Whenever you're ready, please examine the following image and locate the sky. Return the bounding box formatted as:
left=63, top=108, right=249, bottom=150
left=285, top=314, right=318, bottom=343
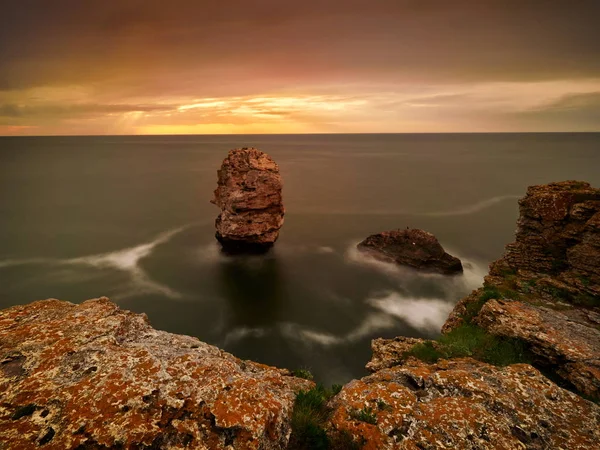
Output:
left=0, top=0, right=599, bottom=135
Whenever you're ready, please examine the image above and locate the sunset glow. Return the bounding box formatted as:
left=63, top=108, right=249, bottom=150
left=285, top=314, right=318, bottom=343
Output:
left=1, top=1, right=599, bottom=135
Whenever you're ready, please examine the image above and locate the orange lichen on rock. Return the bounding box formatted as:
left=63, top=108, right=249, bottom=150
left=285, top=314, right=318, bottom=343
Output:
left=0, top=298, right=311, bottom=449
left=327, top=358, right=600, bottom=449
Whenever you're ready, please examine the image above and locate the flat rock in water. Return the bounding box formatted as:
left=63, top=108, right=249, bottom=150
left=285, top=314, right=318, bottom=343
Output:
left=357, top=228, right=463, bottom=274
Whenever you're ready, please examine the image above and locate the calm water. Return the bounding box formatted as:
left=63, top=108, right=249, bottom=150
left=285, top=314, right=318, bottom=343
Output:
left=1, top=133, right=599, bottom=384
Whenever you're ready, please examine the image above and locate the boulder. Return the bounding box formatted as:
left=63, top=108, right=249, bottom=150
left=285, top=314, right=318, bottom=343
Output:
left=357, top=228, right=463, bottom=275
left=0, top=298, right=311, bottom=449
left=211, top=148, right=284, bottom=254
left=327, top=358, right=600, bottom=449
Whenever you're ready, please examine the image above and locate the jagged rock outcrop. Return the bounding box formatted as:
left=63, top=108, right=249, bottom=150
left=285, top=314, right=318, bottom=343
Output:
left=357, top=228, right=463, bottom=275
left=0, top=298, right=311, bottom=449
left=443, top=181, right=600, bottom=400
left=328, top=358, right=600, bottom=450
left=211, top=148, right=284, bottom=254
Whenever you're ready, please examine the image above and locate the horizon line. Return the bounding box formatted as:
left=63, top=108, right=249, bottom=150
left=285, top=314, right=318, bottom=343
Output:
left=2, top=131, right=600, bottom=138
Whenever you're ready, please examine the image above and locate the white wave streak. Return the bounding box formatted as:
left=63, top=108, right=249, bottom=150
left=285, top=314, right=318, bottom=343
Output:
left=0, top=257, right=60, bottom=268
left=279, top=313, right=397, bottom=347
left=367, top=293, right=453, bottom=332
left=345, top=241, right=487, bottom=292
left=223, top=327, right=267, bottom=346
left=0, top=226, right=190, bottom=299
left=66, top=226, right=187, bottom=299
left=421, top=195, right=520, bottom=217
left=298, top=194, right=520, bottom=216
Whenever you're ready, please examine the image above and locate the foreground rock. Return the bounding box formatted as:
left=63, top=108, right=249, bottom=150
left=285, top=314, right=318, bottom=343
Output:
left=444, top=181, right=600, bottom=400
left=211, top=147, right=284, bottom=254
left=357, top=228, right=463, bottom=275
left=0, top=298, right=311, bottom=449
left=328, top=358, right=600, bottom=449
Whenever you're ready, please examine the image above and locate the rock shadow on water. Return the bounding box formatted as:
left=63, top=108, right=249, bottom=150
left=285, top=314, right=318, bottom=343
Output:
left=216, top=255, right=285, bottom=329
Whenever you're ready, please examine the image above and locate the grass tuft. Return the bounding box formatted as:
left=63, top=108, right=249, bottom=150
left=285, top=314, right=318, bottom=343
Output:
left=289, top=384, right=363, bottom=450
left=292, top=369, right=314, bottom=380
left=406, top=324, right=533, bottom=367
left=349, top=406, right=377, bottom=425
left=406, top=341, right=442, bottom=363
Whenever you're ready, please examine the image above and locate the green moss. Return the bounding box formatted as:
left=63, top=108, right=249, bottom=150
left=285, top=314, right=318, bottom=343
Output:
left=288, top=386, right=331, bottom=450
left=289, top=384, right=363, bottom=450
left=349, top=406, right=377, bottom=425
left=292, top=369, right=314, bottom=380
left=441, top=324, right=533, bottom=366
left=480, top=286, right=501, bottom=302
left=544, top=285, right=570, bottom=301
left=406, top=324, right=533, bottom=367
left=405, top=341, right=442, bottom=363
left=572, top=294, right=600, bottom=308
left=376, top=399, right=392, bottom=411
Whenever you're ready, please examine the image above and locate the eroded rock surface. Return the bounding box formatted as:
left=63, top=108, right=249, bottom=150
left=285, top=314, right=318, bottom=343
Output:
left=443, top=181, right=600, bottom=400
left=0, top=298, right=311, bottom=449
left=357, top=228, right=463, bottom=275
left=211, top=148, right=284, bottom=254
left=366, top=337, right=430, bottom=373
left=328, top=358, right=600, bottom=450
left=475, top=299, right=600, bottom=399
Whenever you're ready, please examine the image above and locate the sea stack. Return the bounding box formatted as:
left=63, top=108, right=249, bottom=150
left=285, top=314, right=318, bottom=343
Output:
left=357, top=228, right=463, bottom=274
left=211, top=147, right=284, bottom=254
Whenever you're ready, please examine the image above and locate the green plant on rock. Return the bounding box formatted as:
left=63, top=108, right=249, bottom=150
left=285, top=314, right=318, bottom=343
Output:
left=376, top=399, right=392, bottom=411
left=405, top=341, right=441, bottom=363
left=288, top=384, right=363, bottom=450
left=292, top=368, right=314, bottom=380
left=405, top=324, right=533, bottom=367
left=349, top=406, right=377, bottom=425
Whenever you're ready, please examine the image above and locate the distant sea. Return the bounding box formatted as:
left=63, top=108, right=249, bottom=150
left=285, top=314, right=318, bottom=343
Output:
left=1, top=133, right=599, bottom=383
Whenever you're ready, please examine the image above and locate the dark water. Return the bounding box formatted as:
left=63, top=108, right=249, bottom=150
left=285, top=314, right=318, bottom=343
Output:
left=1, top=133, right=599, bottom=384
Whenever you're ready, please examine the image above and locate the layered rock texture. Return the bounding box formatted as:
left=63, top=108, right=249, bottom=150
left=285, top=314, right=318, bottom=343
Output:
left=443, top=181, right=600, bottom=400
left=211, top=148, right=284, bottom=254
left=0, top=298, right=311, bottom=449
left=357, top=228, right=463, bottom=275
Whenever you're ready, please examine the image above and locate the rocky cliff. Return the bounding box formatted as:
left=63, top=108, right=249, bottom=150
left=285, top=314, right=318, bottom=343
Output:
left=443, top=181, right=600, bottom=400
left=211, top=148, right=284, bottom=254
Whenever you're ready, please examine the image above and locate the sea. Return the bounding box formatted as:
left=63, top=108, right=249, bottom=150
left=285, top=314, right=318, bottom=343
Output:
left=1, top=133, right=599, bottom=384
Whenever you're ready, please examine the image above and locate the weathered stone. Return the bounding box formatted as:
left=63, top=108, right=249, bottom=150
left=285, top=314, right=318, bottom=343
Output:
left=0, top=298, right=311, bottom=449
left=211, top=148, right=284, bottom=254
left=328, top=358, right=600, bottom=450
left=474, top=299, right=600, bottom=399
left=366, top=336, right=431, bottom=372
left=357, top=228, right=463, bottom=275
left=489, top=180, right=600, bottom=299
left=443, top=181, right=600, bottom=400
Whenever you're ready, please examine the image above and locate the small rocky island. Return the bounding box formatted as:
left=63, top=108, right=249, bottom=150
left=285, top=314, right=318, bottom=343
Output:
left=211, top=147, right=284, bottom=254
left=357, top=228, right=463, bottom=274
left=1, top=181, right=599, bottom=449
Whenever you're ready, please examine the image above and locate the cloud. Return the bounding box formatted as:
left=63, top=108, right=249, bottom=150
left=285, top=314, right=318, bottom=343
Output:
left=1, top=1, right=599, bottom=94
left=508, top=91, right=600, bottom=130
